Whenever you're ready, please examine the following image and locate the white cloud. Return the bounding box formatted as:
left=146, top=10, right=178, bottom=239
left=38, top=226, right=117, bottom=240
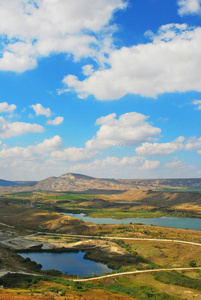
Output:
left=33, top=136, right=65, bottom=154
left=69, top=156, right=161, bottom=178
left=0, top=117, right=44, bottom=138
left=178, top=0, right=201, bottom=16
left=0, top=146, right=32, bottom=160
left=85, top=112, right=161, bottom=150
left=0, top=50, right=37, bottom=73
left=46, top=116, right=64, bottom=126
left=0, top=136, right=64, bottom=161
left=82, top=64, right=94, bottom=76
left=0, top=136, right=66, bottom=180
left=145, top=23, right=190, bottom=42
left=192, top=99, right=201, bottom=110
left=165, top=158, right=195, bottom=171
left=0, top=135, right=99, bottom=180
left=164, top=158, right=197, bottom=178
left=136, top=136, right=201, bottom=155
left=51, top=147, right=97, bottom=162
left=0, top=0, right=127, bottom=72
left=31, top=103, right=51, bottom=117
left=63, top=24, right=201, bottom=99
left=185, top=137, right=201, bottom=150
left=0, top=102, right=16, bottom=113
left=136, top=137, right=185, bottom=156
left=140, top=160, right=160, bottom=170
left=0, top=136, right=96, bottom=164
left=69, top=155, right=145, bottom=172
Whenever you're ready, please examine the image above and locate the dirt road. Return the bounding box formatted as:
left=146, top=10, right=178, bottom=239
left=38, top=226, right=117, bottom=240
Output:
left=72, top=267, right=201, bottom=282
left=66, top=234, right=201, bottom=247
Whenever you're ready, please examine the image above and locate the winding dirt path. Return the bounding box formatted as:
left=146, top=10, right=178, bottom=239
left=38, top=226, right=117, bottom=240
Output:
left=72, top=267, right=201, bottom=282
left=64, top=234, right=201, bottom=282
left=66, top=234, right=201, bottom=247
left=0, top=270, right=41, bottom=278
left=2, top=232, right=200, bottom=282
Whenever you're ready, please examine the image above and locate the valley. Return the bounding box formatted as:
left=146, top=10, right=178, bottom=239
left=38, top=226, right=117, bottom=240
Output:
left=0, top=173, right=201, bottom=299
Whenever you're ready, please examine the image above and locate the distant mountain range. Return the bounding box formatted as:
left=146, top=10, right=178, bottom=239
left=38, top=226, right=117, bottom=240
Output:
left=0, top=173, right=201, bottom=192
left=0, top=179, right=37, bottom=187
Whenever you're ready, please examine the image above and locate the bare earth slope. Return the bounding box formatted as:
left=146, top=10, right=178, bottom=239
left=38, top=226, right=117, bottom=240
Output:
left=33, top=173, right=128, bottom=192
left=1, top=172, right=201, bottom=194
left=0, top=173, right=128, bottom=193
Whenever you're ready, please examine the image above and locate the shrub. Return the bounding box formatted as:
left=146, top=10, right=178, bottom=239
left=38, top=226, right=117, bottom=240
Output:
left=0, top=273, right=41, bottom=288
left=154, top=271, right=201, bottom=290
left=189, top=260, right=197, bottom=267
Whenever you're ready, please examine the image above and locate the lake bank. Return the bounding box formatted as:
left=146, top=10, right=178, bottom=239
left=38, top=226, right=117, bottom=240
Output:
left=62, top=212, right=201, bottom=230
left=18, top=251, right=113, bottom=277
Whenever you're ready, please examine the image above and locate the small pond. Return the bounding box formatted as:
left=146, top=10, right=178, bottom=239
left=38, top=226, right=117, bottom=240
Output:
left=62, top=213, right=201, bottom=230
left=19, top=251, right=113, bottom=277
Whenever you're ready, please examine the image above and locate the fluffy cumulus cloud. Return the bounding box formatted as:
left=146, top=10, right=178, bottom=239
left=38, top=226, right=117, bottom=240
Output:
left=185, top=137, right=201, bottom=150
left=192, top=100, right=201, bottom=110
left=0, top=117, right=44, bottom=138
left=0, top=136, right=66, bottom=180
left=0, top=136, right=64, bottom=160
left=136, top=136, right=201, bottom=156
left=164, top=158, right=198, bottom=177
left=31, top=103, right=51, bottom=117
left=165, top=158, right=195, bottom=171
left=85, top=112, right=161, bottom=150
left=140, top=160, right=160, bottom=170
left=0, top=0, right=126, bottom=72
left=136, top=137, right=185, bottom=156
left=33, top=136, right=65, bottom=154
left=51, top=147, right=97, bottom=162
left=46, top=116, right=64, bottom=126
left=72, top=156, right=145, bottom=170
left=0, top=102, right=16, bottom=113
left=69, top=156, right=160, bottom=178
left=63, top=24, right=201, bottom=99
left=0, top=135, right=100, bottom=180
left=178, top=0, right=201, bottom=16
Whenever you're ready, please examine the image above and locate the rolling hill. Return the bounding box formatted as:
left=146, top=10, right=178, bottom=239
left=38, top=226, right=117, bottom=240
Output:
left=0, top=173, right=201, bottom=193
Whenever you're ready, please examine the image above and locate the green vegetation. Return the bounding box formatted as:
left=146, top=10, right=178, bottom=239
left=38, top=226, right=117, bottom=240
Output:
left=154, top=271, right=201, bottom=290
left=2, top=189, right=201, bottom=219
left=0, top=188, right=201, bottom=298
left=86, top=208, right=165, bottom=219
left=189, top=260, right=197, bottom=267
left=114, top=239, right=158, bottom=269
left=18, top=256, right=42, bottom=271
left=43, top=192, right=94, bottom=201
left=103, top=279, right=179, bottom=299
left=157, top=187, right=201, bottom=193
left=0, top=273, right=43, bottom=288
left=7, top=192, right=35, bottom=197
left=49, top=277, right=90, bottom=292
left=0, top=195, right=31, bottom=206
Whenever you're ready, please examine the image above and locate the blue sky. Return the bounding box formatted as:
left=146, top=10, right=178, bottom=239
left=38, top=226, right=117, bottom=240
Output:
left=0, top=0, right=201, bottom=180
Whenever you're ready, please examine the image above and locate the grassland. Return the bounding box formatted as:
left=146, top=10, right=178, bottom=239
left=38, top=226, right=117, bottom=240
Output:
left=1, top=268, right=201, bottom=299
left=0, top=189, right=201, bottom=299
left=1, top=189, right=201, bottom=219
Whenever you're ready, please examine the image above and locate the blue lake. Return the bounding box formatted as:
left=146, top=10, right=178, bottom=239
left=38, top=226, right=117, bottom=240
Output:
left=19, top=251, right=113, bottom=277
left=63, top=213, right=201, bottom=230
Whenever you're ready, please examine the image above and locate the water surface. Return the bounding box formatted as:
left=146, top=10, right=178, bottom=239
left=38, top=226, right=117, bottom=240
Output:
left=19, top=251, right=113, bottom=277
left=63, top=213, right=201, bottom=230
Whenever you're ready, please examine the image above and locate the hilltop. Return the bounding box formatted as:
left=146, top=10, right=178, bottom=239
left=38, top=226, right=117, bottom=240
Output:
left=1, top=173, right=201, bottom=193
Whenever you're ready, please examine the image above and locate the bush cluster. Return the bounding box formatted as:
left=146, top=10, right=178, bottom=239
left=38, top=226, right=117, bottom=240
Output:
left=154, top=271, right=201, bottom=290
